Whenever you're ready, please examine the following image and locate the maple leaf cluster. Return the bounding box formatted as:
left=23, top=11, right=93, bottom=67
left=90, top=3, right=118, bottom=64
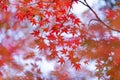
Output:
left=21, top=0, right=84, bottom=70
left=1, top=0, right=120, bottom=80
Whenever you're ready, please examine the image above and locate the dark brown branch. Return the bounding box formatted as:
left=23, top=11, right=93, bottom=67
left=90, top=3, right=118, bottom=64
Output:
left=78, top=0, right=120, bottom=32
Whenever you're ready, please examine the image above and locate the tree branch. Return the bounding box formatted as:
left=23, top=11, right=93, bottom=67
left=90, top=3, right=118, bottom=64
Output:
left=78, top=0, right=120, bottom=32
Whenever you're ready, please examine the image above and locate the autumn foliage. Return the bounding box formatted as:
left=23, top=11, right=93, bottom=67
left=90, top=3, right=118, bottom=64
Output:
left=1, top=0, right=120, bottom=80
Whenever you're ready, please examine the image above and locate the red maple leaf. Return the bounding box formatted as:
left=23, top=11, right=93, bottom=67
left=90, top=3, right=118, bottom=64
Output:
left=56, top=17, right=61, bottom=22
left=68, top=14, right=75, bottom=19
left=30, top=18, right=37, bottom=25
left=61, top=48, right=67, bottom=54
left=65, top=40, right=73, bottom=47
left=1, top=4, right=7, bottom=11
left=38, top=42, right=48, bottom=50
left=45, top=11, right=52, bottom=17
left=106, top=9, right=116, bottom=18
left=64, top=1, right=71, bottom=9
left=49, top=42, right=56, bottom=50
left=47, top=34, right=56, bottom=40
left=60, top=16, right=67, bottom=21
left=50, top=50, right=58, bottom=58
left=31, top=30, right=40, bottom=37
left=67, top=55, right=73, bottom=61
left=58, top=57, right=65, bottom=64
left=57, top=35, right=64, bottom=46
left=39, top=21, right=45, bottom=27
left=73, top=37, right=80, bottom=45
left=67, top=51, right=74, bottom=60
left=71, top=27, right=77, bottom=36
left=37, top=3, right=43, bottom=8
left=59, top=9, right=66, bottom=14
left=73, top=63, right=81, bottom=70
left=73, top=18, right=80, bottom=26
left=62, top=27, right=68, bottom=33
left=25, top=10, right=33, bottom=18
left=16, top=12, right=24, bottom=20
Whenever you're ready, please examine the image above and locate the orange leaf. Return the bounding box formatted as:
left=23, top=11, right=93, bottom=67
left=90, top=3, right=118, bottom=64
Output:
left=116, top=2, right=120, bottom=6
left=50, top=50, right=58, bottom=58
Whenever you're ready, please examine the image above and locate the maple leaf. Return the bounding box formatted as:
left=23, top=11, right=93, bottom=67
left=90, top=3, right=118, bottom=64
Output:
left=43, top=28, right=49, bottom=32
left=72, top=45, right=77, bottom=49
left=58, top=57, right=65, bottom=64
left=50, top=50, right=58, bottom=58
left=61, top=27, right=68, bottom=33
left=47, top=33, right=56, bottom=40
left=38, top=42, right=48, bottom=50
left=61, top=48, right=67, bottom=54
left=36, top=37, right=48, bottom=50
left=39, top=21, right=45, bottom=27
left=67, top=51, right=74, bottom=60
left=59, top=9, right=66, bottom=14
left=56, top=17, right=61, bottom=22
left=57, top=35, right=64, bottom=46
left=71, top=57, right=80, bottom=64
left=65, top=40, right=73, bottom=47
left=49, top=42, right=56, bottom=50
left=51, top=24, right=61, bottom=34
left=1, top=4, right=7, bottom=11
left=73, top=18, right=81, bottom=26
left=37, top=3, right=43, bottom=8
left=25, top=10, right=33, bottom=18
left=68, top=14, right=75, bottom=19
left=106, top=9, right=116, bottom=18
left=64, top=1, right=71, bottom=9
left=30, top=18, right=37, bottom=25
left=67, top=54, right=73, bottom=61
left=73, top=37, right=80, bottom=45
left=73, top=63, right=81, bottom=70
left=31, top=30, right=40, bottom=37
left=45, top=11, right=52, bottom=17
left=16, top=12, right=24, bottom=20
left=70, top=27, right=77, bottom=36
left=60, top=16, right=67, bottom=21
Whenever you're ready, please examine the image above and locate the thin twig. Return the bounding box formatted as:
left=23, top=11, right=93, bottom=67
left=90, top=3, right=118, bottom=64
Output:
left=78, top=0, right=120, bottom=32
left=88, top=19, right=99, bottom=26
